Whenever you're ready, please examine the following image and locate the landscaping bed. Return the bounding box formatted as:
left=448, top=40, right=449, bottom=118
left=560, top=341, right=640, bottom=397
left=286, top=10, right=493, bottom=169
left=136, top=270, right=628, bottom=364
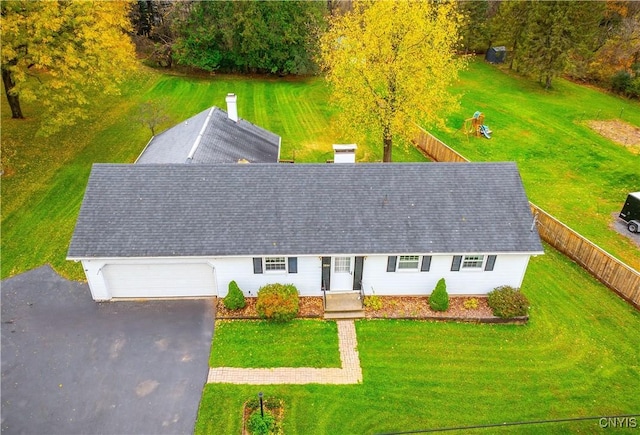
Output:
left=242, top=397, right=284, bottom=435
left=215, top=295, right=518, bottom=322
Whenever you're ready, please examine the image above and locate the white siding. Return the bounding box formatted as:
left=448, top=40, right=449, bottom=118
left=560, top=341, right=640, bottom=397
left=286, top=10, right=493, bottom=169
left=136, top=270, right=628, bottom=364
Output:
left=214, top=256, right=322, bottom=297
left=79, top=253, right=532, bottom=301
left=361, top=254, right=532, bottom=296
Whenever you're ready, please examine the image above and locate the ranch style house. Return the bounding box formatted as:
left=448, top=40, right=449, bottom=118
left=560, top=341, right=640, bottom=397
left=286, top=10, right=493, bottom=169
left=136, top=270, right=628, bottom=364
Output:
left=67, top=94, right=543, bottom=301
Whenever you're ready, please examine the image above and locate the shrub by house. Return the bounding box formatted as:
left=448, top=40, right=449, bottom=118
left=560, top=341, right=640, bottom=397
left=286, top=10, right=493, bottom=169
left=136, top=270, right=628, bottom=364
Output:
left=429, top=278, right=449, bottom=311
left=223, top=280, right=246, bottom=310
left=256, top=283, right=299, bottom=322
left=487, top=285, right=529, bottom=318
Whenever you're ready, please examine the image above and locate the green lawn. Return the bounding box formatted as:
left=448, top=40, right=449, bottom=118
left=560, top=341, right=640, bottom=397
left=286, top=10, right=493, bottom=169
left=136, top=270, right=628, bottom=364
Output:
left=195, top=246, right=640, bottom=434
left=210, top=320, right=340, bottom=368
left=430, top=57, right=640, bottom=269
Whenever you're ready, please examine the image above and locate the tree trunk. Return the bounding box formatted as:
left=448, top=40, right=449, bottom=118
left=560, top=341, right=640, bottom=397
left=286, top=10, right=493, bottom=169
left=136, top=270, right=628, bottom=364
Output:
left=509, top=39, right=518, bottom=70
left=383, top=130, right=392, bottom=162
left=2, top=66, right=24, bottom=119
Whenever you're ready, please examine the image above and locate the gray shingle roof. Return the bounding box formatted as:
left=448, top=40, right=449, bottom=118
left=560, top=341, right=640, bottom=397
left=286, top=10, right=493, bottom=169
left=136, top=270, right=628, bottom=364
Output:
left=135, top=107, right=280, bottom=164
left=67, top=162, right=543, bottom=259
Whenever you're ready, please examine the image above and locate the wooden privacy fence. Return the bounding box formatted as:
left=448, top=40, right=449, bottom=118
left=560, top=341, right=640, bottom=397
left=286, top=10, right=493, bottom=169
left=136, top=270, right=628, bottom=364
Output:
left=531, top=205, right=640, bottom=308
left=413, top=126, right=640, bottom=309
left=414, top=128, right=469, bottom=163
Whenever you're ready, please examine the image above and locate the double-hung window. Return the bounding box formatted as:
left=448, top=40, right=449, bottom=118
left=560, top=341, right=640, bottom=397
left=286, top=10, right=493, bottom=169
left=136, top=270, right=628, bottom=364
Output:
left=462, top=255, right=484, bottom=269
left=387, top=255, right=431, bottom=272
left=264, top=257, right=286, bottom=272
left=452, top=255, right=497, bottom=272
left=398, top=255, right=420, bottom=270
left=253, top=257, right=297, bottom=274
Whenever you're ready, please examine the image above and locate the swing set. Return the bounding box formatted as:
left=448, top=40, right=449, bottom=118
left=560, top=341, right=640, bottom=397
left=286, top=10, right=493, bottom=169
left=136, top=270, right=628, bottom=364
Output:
left=461, top=111, right=492, bottom=140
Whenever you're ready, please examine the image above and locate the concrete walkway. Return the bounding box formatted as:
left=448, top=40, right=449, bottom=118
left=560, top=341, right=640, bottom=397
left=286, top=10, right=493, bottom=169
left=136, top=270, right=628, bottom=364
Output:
left=207, top=320, right=362, bottom=385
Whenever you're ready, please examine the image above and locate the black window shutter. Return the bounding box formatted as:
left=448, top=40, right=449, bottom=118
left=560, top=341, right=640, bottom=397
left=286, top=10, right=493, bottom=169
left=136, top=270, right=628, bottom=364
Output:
left=451, top=255, right=462, bottom=271
left=288, top=257, right=298, bottom=273
left=485, top=255, right=497, bottom=271
left=321, top=257, right=331, bottom=290
left=387, top=256, right=397, bottom=272
left=353, top=256, right=364, bottom=290
left=253, top=258, right=263, bottom=274
left=420, top=256, right=432, bottom=272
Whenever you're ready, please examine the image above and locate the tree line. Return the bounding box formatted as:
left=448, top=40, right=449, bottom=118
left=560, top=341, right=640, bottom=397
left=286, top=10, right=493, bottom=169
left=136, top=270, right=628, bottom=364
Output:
left=2, top=0, right=638, bottom=138
left=132, top=0, right=638, bottom=95
left=458, top=0, right=640, bottom=95
left=131, top=0, right=328, bottom=75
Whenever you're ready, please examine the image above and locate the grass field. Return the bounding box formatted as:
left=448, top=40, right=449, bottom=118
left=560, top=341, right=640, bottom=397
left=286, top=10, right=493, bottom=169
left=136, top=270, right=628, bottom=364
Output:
left=431, top=58, right=640, bottom=269
left=210, top=320, right=340, bottom=368
left=195, top=247, right=640, bottom=434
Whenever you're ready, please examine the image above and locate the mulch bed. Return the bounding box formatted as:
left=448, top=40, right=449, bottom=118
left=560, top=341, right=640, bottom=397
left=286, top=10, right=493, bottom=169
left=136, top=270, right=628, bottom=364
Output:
left=215, top=295, right=523, bottom=323
left=364, top=296, right=494, bottom=319
left=242, top=397, right=284, bottom=435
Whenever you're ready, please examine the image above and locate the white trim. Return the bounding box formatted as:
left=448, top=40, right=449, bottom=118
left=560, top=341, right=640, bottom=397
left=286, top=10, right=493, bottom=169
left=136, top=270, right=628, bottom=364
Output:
left=277, top=136, right=282, bottom=161
left=264, top=256, right=287, bottom=273
left=461, top=254, right=485, bottom=270
left=397, top=255, right=420, bottom=271
left=134, top=135, right=156, bottom=164
left=68, top=250, right=543, bottom=262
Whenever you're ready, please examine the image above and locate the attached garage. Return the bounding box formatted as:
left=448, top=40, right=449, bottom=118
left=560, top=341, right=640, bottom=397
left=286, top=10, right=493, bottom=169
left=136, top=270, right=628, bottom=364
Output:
left=101, top=263, right=217, bottom=299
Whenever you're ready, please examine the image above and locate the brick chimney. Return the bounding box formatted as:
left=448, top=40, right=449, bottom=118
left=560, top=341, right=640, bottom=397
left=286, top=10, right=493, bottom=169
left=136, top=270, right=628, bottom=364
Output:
left=332, top=144, right=357, bottom=163
left=225, top=93, right=238, bottom=122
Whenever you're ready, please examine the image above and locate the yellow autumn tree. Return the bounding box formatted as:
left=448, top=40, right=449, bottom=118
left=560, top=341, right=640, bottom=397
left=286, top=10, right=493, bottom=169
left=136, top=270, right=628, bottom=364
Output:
left=1, top=0, right=137, bottom=135
left=319, top=0, right=465, bottom=162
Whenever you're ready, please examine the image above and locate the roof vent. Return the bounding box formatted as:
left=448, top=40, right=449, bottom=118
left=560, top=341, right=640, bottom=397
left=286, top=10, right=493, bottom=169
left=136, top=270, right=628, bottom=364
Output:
left=332, top=144, right=357, bottom=164
left=225, top=93, right=238, bottom=122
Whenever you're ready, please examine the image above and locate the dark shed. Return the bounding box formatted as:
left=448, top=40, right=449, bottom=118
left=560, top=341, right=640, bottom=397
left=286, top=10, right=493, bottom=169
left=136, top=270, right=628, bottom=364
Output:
left=485, top=46, right=507, bottom=64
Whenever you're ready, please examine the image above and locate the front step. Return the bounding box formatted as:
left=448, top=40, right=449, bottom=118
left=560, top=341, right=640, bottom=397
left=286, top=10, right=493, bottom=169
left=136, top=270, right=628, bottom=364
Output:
left=324, top=291, right=365, bottom=319
left=324, top=309, right=365, bottom=320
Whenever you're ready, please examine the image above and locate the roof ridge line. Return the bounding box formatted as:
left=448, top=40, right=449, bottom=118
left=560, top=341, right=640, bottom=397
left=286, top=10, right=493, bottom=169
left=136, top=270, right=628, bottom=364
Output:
left=186, top=107, right=216, bottom=162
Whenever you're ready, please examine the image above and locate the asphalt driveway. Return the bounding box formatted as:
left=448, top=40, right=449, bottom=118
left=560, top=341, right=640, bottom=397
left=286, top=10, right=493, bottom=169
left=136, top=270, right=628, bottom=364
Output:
left=1, top=265, right=215, bottom=435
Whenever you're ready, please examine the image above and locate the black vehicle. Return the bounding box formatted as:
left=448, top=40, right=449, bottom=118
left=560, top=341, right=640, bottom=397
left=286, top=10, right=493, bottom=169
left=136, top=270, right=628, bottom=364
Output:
left=619, top=192, right=640, bottom=233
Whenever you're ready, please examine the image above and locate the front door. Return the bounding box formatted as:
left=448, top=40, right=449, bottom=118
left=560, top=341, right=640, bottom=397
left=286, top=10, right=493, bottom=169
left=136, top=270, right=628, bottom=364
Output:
left=331, top=256, right=354, bottom=291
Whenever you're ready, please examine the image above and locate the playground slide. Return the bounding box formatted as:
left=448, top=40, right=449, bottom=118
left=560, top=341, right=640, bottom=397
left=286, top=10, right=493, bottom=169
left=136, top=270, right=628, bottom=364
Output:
left=480, top=125, right=491, bottom=139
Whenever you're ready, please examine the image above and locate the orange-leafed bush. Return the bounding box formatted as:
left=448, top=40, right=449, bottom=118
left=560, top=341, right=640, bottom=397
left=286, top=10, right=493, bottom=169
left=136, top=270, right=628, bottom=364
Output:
left=256, top=284, right=299, bottom=322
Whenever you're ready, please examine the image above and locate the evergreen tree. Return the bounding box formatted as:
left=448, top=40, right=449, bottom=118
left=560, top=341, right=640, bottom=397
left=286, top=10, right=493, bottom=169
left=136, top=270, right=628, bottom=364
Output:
left=458, top=0, right=491, bottom=54
left=173, top=1, right=327, bottom=75
left=507, top=1, right=604, bottom=89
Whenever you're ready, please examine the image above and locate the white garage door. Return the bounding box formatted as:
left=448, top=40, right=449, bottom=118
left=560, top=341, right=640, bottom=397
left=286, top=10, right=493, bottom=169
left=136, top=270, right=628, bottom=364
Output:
left=102, top=263, right=217, bottom=298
